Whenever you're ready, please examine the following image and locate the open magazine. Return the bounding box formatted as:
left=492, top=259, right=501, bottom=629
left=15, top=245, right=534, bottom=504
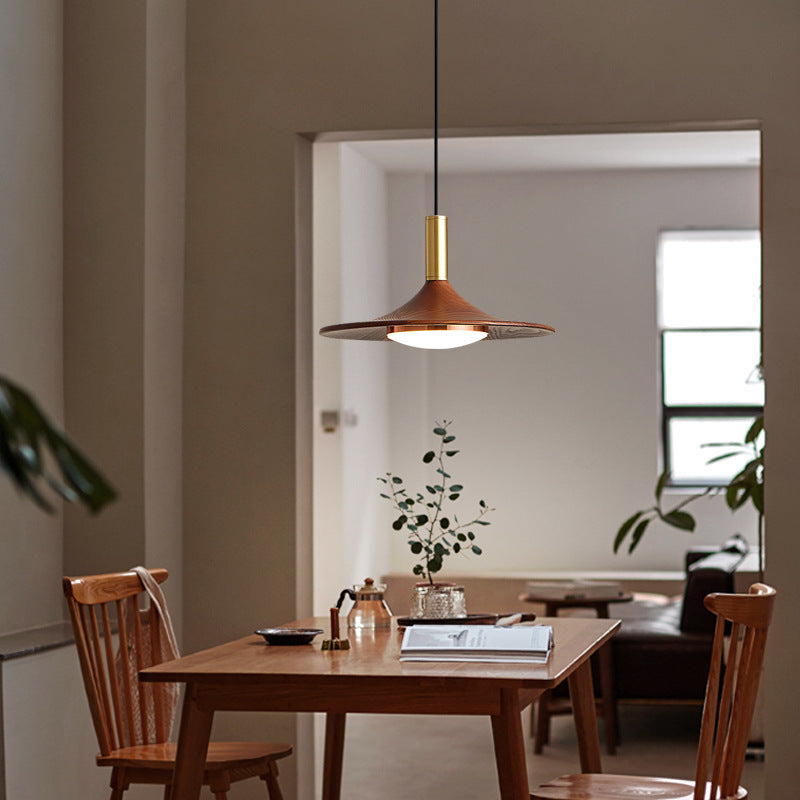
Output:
left=400, top=624, right=553, bottom=664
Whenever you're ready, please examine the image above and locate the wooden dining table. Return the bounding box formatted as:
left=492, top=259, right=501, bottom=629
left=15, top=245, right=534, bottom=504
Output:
left=140, top=615, right=620, bottom=800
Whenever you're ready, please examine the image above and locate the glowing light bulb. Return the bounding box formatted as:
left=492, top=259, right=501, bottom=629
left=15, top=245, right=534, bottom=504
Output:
left=387, top=325, right=488, bottom=349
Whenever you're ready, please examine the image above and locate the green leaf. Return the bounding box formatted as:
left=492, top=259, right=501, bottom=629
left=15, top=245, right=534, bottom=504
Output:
left=412, top=564, right=425, bottom=576
left=467, top=532, right=475, bottom=540
left=416, top=514, right=429, bottom=525
left=628, top=518, right=651, bottom=554
left=426, top=485, right=436, bottom=494
left=392, top=515, right=407, bottom=530
left=745, top=415, right=764, bottom=443
left=429, top=558, right=443, bottom=573
left=705, top=452, right=741, bottom=465
left=450, top=484, right=464, bottom=492
left=613, top=510, right=644, bottom=554
left=434, top=484, right=443, bottom=492
left=449, top=494, right=460, bottom=501
left=392, top=476, right=403, bottom=484
left=457, top=533, right=467, bottom=541
left=379, top=493, right=390, bottom=499
left=0, top=376, right=116, bottom=514
left=433, top=427, right=447, bottom=436
left=475, top=520, right=490, bottom=525
left=378, top=477, right=387, bottom=483
left=410, top=541, right=423, bottom=554
left=440, top=517, right=450, bottom=528
left=436, top=468, right=450, bottom=478
left=479, top=499, right=486, bottom=508
left=471, top=545, right=482, bottom=555
left=660, top=510, right=696, bottom=531
left=434, top=543, right=445, bottom=555
left=445, top=450, right=459, bottom=457
left=423, top=450, right=435, bottom=463
left=727, top=484, right=752, bottom=511
left=453, top=542, right=461, bottom=553
left=443, top=435, right=455, bottom=443
left=654, top=470, right=669, bottom=502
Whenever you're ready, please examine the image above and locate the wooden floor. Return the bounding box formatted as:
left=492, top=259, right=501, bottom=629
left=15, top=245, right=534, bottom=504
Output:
left=334, top=704, right=764, bottom=800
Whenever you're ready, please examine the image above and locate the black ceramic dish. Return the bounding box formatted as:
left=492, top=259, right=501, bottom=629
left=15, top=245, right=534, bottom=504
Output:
left=255, top=627, right=324, bottom=645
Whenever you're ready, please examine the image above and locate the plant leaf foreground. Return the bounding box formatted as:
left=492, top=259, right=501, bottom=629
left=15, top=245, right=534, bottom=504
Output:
left=0, top=374, right=116, bottom=513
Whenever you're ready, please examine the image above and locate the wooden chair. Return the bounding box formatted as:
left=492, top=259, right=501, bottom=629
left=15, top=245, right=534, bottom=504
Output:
left=530, top=583, right=775, bottom=800
left=63, top=568, right=292, bottom=800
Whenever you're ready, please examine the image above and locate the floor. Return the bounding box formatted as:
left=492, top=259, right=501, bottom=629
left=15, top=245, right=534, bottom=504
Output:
left=338, top=703, right=765, bottom=799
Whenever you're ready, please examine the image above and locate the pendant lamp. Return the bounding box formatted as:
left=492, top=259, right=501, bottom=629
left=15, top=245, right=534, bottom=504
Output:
left=319, top=0, right=554, bottom=349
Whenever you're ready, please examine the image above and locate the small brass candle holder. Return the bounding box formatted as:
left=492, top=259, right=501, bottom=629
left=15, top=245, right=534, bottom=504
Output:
left=321, top=607, right=350, bottom=651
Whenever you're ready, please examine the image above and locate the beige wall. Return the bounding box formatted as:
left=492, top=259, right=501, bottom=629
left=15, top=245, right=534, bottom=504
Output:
left=0, top=0, right=63, bottom=634
left=184, top=3, right=800, bottom=798
left=62, top=0, right=185, bottom=639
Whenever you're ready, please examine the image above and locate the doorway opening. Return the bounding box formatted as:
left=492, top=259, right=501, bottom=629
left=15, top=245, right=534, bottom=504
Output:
left=310, top=128, right=762, bottom=616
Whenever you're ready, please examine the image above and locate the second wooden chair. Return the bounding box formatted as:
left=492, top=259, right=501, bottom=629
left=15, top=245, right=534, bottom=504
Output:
left=529, top=582, right=775, bottom=800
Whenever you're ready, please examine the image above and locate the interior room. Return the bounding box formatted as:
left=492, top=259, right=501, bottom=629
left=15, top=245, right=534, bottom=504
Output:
left=1, top=3, right=798, bottom=800
left=312, top=131, right=761, bottom=602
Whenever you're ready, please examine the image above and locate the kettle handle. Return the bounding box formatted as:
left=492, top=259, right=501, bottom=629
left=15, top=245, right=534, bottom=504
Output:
left=336, top=588, right=356, bottom=610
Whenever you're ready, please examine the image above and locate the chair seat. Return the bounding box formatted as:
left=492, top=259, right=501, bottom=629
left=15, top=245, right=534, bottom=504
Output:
left=530, top=773, right=747, bottom=800
left=97, top=740, right=293, bottom=771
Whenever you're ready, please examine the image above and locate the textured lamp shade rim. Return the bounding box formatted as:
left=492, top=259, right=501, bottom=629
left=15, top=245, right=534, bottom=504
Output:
left=319, top=278, right=554, bottom=342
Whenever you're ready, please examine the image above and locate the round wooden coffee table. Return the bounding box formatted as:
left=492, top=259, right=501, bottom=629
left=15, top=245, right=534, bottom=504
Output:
left=521, top=590, right=633, bottom=756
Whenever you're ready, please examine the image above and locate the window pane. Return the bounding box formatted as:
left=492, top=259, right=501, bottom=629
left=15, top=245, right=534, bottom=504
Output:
left=659, top=231, right=761, bottom=329
left=663, top=330, right=764, bottom=406
left=668, top=416, right=757, bottom=484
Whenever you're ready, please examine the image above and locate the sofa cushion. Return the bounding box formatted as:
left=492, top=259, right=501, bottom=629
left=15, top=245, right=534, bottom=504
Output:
left=680, top=545, right=746, bottom=634
left=611, top=597, right=715, bottom=699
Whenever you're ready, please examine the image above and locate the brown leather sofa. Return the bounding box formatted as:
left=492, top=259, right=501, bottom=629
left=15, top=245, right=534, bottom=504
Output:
left=609, top=534, right=749, bottom=701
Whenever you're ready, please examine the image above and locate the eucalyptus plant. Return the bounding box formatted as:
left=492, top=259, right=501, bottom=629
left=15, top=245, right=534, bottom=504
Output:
left=378, top=421, right=493, bottom=584
left=614, top=415, right=764, bottom=578
left=0, top=374, right=116, bottom=513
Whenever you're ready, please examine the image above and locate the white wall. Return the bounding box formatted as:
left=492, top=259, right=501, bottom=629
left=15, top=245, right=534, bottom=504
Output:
left=3, top=648, right=106, bottom=800
left=2, top=643, right=168, bottom=800
left=380, top=165, right=759, bottom=576
left=339, top=145, right=391, bottom=588
left=313, top=144, right=391, bottom=614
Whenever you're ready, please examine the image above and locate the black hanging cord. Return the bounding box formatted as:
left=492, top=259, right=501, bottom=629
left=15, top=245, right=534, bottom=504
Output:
left=434, top=0, right=438, bottom=215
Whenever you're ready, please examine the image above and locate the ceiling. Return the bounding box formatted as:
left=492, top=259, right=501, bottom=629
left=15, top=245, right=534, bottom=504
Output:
left=347, top=130, right=760, bottom=174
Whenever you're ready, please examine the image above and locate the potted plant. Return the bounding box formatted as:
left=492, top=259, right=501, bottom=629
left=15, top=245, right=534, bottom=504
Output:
left=378, top=420, right=493, bottom=617
left=614, top=415, right=764, bottom=579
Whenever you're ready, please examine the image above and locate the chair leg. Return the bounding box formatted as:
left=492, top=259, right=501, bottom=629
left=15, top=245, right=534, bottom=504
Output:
left=262, top=762, right=284, bottom=800
left=208, top=769, right=230, bottom=800
left=108, top=767, right=130, bottom=800
left=109, top=767, right=128, bottom=800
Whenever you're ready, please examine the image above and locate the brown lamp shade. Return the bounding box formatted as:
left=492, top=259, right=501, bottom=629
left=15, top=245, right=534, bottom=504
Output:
left=319, top=278, right=554, bottom=341
left=319, top=215, right=554, bottom=345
